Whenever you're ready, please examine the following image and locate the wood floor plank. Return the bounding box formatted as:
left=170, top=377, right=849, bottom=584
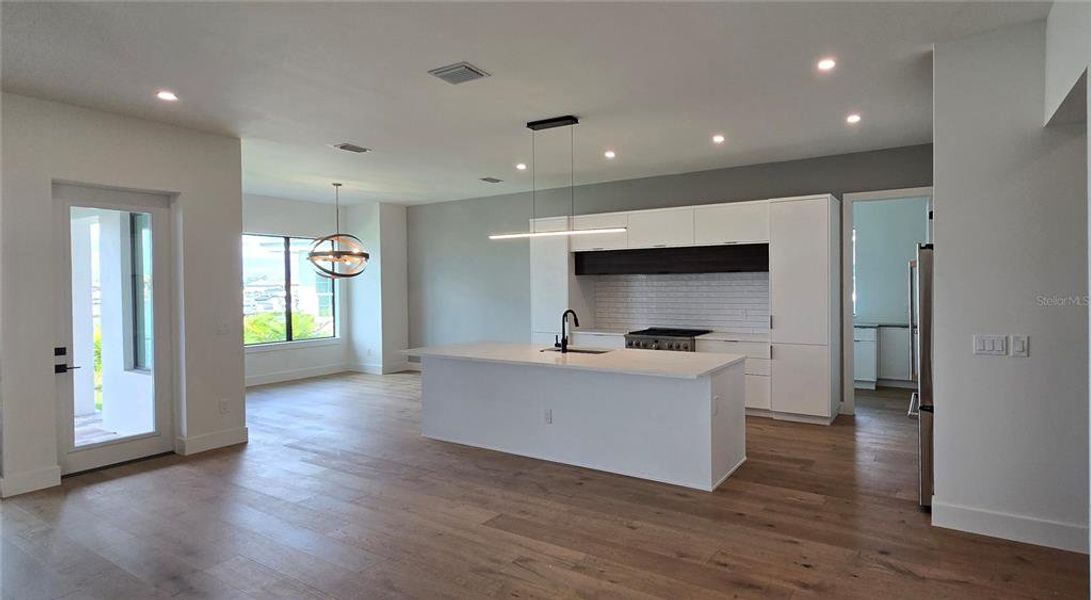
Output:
left=4, top=374, right=1086, bottom=599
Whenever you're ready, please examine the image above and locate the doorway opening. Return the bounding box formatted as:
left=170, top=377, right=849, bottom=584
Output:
left=842, top=187, right=932, bottom=415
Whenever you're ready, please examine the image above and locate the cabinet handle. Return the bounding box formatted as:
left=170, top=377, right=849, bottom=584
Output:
left=653, top=244, right=667, bottom=248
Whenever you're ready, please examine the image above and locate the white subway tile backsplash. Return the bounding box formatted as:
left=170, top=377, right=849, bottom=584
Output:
left=592, top=272, right=770, bottom=333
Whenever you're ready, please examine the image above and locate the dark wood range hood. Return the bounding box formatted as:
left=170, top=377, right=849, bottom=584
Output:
left=574, top=243, right=768, bottom=276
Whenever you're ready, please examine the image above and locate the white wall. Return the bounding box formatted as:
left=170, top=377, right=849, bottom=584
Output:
left=0, top=93, right=246, bottom=496
left=852, top=196, right=929, bottom=325
left=1046, top=1, right=1090, bottom=125
left=933, top=22, right=1088, bottom=552
left=343, top=202, right=409, bottom=374
left=242, top=194, right=351, bottom=386
left=344, top=203, right=383, bottom=372
left=1086, top=5, right=1091, bottom=573
left=379, top=204, right=409, bottom=371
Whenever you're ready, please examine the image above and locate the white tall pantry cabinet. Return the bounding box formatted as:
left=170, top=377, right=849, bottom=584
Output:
left=769, top=195, right=841, bottom=422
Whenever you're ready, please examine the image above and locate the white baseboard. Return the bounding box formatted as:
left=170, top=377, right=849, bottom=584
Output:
left=932, top=498, right=1089, bottom=553
left=710, top=457, right=747, bottom=491
left=402, top=362, right=421, bottom=372
left=742, top=408, right=836, bottom=425
left=175, top=427, right=249, bottom=456
left=877, top=379, right=916, bottom=389
left=771, top=411, right=837, bottom=425
left=349, top=361, right=414, bottom=375
left=245, top=364, right=350, bottom=387
left=0, top=465, right=62, bottom=497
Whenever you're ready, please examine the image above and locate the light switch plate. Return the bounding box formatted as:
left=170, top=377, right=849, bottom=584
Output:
left=1010, top=335, right=1029, bottom=357
left=973, top=335, right=1008, bottom=356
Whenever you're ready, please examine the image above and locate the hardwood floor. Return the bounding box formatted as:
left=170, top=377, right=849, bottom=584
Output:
left=3, top=375, right=1086, bottom=599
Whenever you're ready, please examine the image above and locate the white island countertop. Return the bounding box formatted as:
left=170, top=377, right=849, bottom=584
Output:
left=405, top=342, right=745, bottom=379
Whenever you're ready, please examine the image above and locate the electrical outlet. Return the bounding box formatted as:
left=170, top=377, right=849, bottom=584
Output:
left=973, top=335, right=1008, bottom=356
left=219, top=399, right=230, bottom=415
left=1010, top=335, right=1029, bottom=357
left=544, top=408, right=552, bottom=424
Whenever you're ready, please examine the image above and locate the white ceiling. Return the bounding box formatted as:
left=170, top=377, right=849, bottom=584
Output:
left=2, top=2, right=1048, bottom=205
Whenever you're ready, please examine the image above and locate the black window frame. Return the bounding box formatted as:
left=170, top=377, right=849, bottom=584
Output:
left=242, top=233, right=337, bottom=346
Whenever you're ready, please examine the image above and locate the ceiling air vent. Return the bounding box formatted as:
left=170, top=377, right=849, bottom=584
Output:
left=332, top=142, right=371, bottom=153
left=429, top=61, right=490, bottom=85
left=479, top=177, right=503, bottom=184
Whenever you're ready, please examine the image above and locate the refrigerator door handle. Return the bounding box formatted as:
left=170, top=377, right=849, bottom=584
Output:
left=907, top=259, right=917, bottom=380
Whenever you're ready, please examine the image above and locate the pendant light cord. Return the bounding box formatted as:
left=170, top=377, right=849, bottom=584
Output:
left=570, top=124, right=575, bottom=225
left=335, top=184, right=340, bottom=234
left=531, top=130, right=537, bottom=233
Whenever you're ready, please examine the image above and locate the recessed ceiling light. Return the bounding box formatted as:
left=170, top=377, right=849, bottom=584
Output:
left=604, top=150, right=616, bottom=159
left=846, top=113, right=862, bottom=124
left=516, top=163, right=527, bottom=171
left=817, top=58, right=837, bottom=71
left=712, top=134, right=726, bottom=144
left=156, top=90, right=178, bottom=102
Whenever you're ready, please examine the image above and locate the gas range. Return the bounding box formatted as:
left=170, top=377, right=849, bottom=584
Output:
left=624, top=328, right=711, bottom=352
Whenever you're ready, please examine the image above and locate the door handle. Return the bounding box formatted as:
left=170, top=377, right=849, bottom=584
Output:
left=54, top=364, right=81, bottom=374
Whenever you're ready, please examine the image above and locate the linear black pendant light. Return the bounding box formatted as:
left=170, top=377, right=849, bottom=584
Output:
left=488, top=115, right=627, bottom=240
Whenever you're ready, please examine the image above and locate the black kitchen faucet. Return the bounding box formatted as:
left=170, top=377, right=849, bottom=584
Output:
left=555, top=309, right=580, bottom=353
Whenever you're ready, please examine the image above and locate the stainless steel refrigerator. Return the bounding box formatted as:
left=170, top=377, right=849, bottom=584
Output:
left=907, top=243, right=934, bottom=511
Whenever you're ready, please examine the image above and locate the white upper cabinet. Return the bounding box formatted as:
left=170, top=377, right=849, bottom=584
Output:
left=569, top=213, right=628, bottom=252
left=770, top=196, right=831, bottom=345
left=693, top=201, right=770, bottom=245
left=626, top=207, right=694, bottom=249
left=529, top=217, right=571, bottom=334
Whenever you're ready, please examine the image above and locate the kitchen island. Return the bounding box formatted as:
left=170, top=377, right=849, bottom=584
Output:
left=405, top=342, right=747, bottom=491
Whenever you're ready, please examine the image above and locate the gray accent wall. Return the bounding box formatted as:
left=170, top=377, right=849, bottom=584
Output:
left=408, top=143, right=933, bottom=346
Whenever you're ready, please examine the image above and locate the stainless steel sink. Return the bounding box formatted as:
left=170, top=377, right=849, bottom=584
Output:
left=540, top=347, right=612, bottom=355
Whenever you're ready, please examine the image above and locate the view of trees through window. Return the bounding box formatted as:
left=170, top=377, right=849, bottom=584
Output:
left=243, top=234, right=335, bottom=345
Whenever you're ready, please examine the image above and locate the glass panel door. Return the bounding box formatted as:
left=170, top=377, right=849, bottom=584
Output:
left=56, top=183, right=173, bottom=475
left=69, top=207, right=156, bottom=447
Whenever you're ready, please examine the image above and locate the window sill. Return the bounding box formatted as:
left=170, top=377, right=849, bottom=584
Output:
left=245, top=337, right=343, bottom=354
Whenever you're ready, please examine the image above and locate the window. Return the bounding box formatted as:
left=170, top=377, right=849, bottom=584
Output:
left=243, top=234, right=335, bottom=345
left=130, top=212, right=153, bottom=369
